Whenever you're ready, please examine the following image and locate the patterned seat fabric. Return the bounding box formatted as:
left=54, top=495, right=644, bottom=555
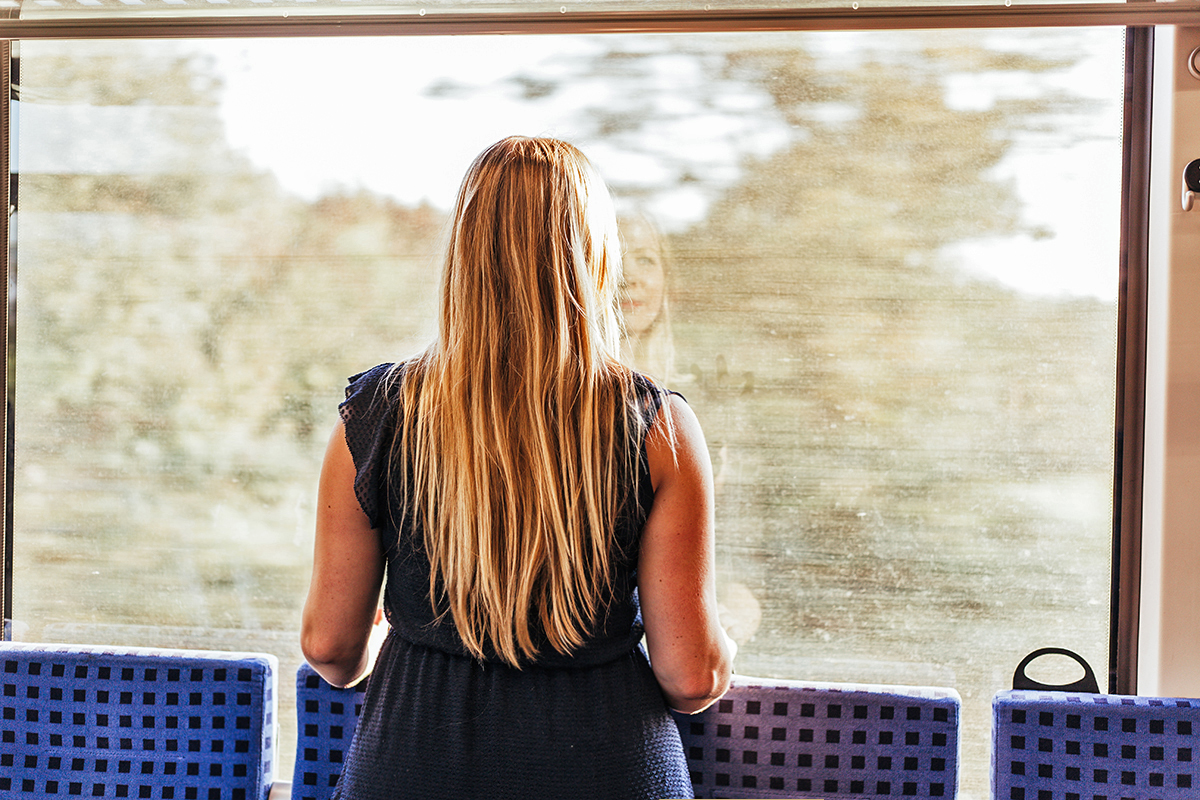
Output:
left=291, top=664, right=366, bottom=800
left=293, top=664, right=960, bottom=800
left=993, top=689, right=1200, bottom=800
left=675, top=677, right=962, bottom=799
left=0, top=642, right=277, bottom=800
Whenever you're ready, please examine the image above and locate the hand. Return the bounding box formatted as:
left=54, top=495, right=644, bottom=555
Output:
left=366, top=607, right=389, bottom=666
left=719, top=622, right=739, bottom=662
left=717, top=581, right=761, bottom=645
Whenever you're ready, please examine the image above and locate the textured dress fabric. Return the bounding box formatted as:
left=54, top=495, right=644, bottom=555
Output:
left=332, top=362, right=694, bottom=800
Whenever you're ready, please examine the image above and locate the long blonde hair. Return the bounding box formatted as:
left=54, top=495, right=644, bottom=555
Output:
left=391, top=137, right=642, bottom=666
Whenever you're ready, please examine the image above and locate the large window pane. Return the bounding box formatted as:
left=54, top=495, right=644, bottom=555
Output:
left=13, top=30, right=1123, bottom=795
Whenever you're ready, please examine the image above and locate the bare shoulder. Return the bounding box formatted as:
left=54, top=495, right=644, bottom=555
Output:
left=646, top=392, right=710, bottom=491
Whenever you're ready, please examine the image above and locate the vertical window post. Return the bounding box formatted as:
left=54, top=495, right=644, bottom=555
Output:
left=1112, top=24, right=1154, bottom=696
left=1, top=37, right=11, bottom=640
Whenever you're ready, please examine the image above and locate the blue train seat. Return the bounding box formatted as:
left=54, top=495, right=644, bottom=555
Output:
left=291, top=664, right=367, bottom=800
left=0, top=642, right=278, bottom=800
left=676, top=677, right=962, bottom=799
left=292, top=663, right=960, bottom=799
left=993, top=689, right=1200, bottom=800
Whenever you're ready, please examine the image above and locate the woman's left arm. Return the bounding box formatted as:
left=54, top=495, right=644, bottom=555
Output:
left=301, top=419, right=386, bottom=688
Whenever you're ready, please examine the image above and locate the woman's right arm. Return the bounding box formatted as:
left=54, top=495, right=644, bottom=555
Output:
left=637, top=393, right=735, bottom=714
left=301, top=420, right=387, bottom=688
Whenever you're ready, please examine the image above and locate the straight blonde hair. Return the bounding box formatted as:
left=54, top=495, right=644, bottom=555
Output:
left=390, top=137, right=643, bottom=666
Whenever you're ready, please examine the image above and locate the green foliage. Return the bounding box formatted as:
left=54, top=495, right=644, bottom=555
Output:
left=645, top=38, right=1116, bottom=792
left=17, top=44, right=222, bottom=106
left=16, top=43, right=445, bottom=635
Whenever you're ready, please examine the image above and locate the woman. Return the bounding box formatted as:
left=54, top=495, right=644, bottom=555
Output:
left=301, top=136, right=734, bottom=800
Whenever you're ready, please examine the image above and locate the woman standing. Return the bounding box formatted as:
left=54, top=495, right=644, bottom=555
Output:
left=301, top=136, right=733, bottom=800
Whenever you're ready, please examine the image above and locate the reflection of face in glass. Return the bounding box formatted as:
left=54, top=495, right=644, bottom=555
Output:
left=620, top=226, right=666, bottom=337
left=617, top=215, right=673, bottom=383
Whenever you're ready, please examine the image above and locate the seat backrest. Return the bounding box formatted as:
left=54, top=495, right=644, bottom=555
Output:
left=993, top=689, right=1200, bottom=800
left=0, top=642, right=277, bottom=800
left=674, top=677, right=962, bottom=799
left=292, top=663, right=367, bottom=800
left=293, top=663, right=961, bottom=800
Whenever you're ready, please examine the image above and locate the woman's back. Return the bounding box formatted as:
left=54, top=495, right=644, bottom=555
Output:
left=341, top=361, right=658, bottom=668
left=328, top=361, right=693, bottom=799
left=301, top=136, right=732, bottom=799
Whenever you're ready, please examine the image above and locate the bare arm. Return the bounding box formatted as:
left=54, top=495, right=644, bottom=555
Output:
left=301, top=420, right=387, bottom=688
left=638, top=394, right=735, bottom=714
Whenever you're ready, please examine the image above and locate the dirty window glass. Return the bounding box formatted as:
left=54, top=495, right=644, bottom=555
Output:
left=13, top=31, right=1122, bottom=792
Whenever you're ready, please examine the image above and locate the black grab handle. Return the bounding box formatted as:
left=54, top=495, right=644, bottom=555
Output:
left=1012, top=647, right=1100, bottom=694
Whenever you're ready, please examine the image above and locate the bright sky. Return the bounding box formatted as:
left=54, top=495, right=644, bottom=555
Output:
left=201, top=29, right=1124, bottom=300
left=207, top=37, right=597, bottom=209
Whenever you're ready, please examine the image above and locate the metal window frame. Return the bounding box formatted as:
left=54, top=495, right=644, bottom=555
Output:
left=1111, top=25, right=1152, bottom=696
left=1, top=36, right=9, bottom=642
left=0, top=4, right=1170, bottom=692
left=0, top=3, right=1196, bottom=37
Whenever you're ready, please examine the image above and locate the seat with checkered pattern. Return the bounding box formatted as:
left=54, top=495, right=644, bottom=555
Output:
left=674, top=676, right=961, bottom=799
left=993, top=689, right=1200, bottom=800
left=293, top=664, right=960, bottom=799
left=291, top=663, right=366, bottom=800
left=0, top=642, right=277, bottom=800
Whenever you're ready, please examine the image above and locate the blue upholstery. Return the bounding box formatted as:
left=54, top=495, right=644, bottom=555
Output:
left=993, top=689, right=1200, bottom=800
left=291, top=663, right=366, bottom=800
left=0, top=642, right=277, bottom=800
left=675, top=677, right=961, bottom=799
left=293, top=663, right=960, bottom=799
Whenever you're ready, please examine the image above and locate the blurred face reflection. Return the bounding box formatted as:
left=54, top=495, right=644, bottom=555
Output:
left=620, top=222, right=666, bottom=337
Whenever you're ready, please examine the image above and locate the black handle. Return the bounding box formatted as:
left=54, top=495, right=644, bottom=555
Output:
left=1012, top=647, right=1100, bottom=694
left=1185, top=159, right=1200, bottom=193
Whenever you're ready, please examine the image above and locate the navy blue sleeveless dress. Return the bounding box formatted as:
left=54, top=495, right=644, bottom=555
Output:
left=332, top=362, right=694, bottom=800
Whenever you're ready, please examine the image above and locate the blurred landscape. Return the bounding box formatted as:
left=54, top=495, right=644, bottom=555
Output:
left=13, top=33, right=1120, bottom=795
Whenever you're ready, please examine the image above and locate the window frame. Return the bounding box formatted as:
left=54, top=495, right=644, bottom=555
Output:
left=0, top=3, right=1197, bottom=37
left=0, top=2, right=1188, bottom=693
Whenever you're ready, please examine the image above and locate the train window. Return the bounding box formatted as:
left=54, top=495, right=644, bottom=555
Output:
left=12, top=29, right=1123, bottom=792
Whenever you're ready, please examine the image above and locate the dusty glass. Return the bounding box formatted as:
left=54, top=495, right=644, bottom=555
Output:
left=13, top=30, right=1122, bottom=794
